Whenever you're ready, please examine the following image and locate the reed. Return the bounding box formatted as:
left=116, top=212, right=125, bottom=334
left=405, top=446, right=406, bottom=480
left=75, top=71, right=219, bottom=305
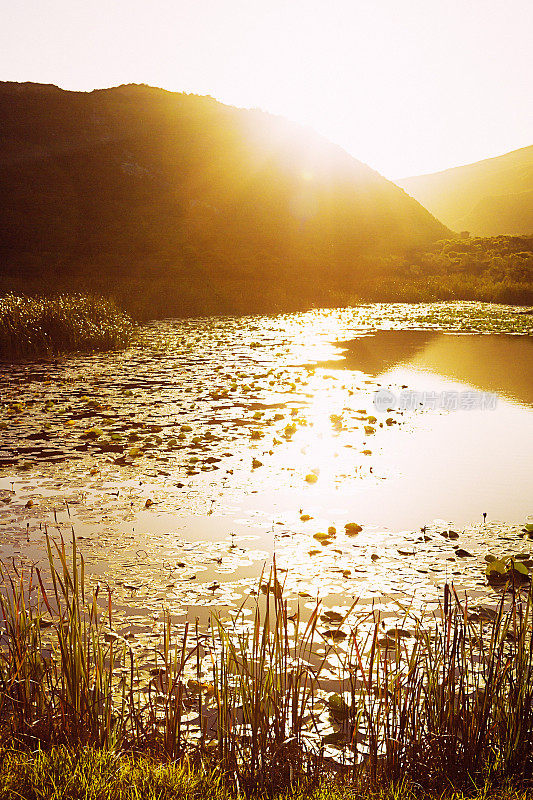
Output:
left=0, top=294, right=134, bottom=359
left=1, top=534, right=533, bottom=795
left=210, top=568, right=327, bottom=794
left=338, top=583, right=533, bottom=790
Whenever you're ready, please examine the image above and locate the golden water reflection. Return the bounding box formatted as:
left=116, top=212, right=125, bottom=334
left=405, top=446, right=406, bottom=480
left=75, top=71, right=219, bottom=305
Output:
left=0, top=302, right=532, bottom=633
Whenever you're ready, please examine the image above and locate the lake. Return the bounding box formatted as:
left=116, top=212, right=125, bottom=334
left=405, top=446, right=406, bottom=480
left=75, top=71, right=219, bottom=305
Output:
left=0, top=301, right=532, bottom=647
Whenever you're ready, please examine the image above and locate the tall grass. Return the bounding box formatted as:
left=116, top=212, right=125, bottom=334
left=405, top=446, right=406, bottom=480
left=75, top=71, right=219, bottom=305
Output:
left=0, top=294, right=135, bottom=359
left=210, top=569, right=327, bottom=793
left=1, top=536, right=533, bottom=795
left=340, top=583, right=533, bottom=789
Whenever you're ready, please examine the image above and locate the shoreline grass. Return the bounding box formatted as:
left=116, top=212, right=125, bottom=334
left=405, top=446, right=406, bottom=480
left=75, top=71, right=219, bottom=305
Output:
left=1, top=746, right=533, bottom=800
left=1, top=536, right=533, bottom=796
left=0, top=294, right=135, bottom=360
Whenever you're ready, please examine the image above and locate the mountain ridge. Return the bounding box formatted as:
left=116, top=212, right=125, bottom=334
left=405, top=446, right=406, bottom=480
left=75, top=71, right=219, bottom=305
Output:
left=398, top=144, right=533, bottom=236
left=0, top=81, right=449, bottom=316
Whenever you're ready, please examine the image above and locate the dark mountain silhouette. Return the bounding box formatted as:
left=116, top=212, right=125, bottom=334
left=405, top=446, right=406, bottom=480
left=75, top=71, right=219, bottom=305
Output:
left=0, top=81, right=448, bottom=317
left=398, top=145, right=533, bottom=236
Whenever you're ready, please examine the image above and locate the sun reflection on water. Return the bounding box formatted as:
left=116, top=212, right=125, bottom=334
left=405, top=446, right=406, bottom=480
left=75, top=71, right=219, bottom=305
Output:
left=0, top=301, right=532, bottom=635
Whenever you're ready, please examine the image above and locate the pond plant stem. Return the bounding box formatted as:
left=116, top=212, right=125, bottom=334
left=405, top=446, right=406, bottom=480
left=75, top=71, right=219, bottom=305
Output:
left=0, top=532, right=533, bottom=795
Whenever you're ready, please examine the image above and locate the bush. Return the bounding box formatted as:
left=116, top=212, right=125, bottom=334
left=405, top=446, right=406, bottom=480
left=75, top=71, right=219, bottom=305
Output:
left=0, top=294, right=135, bottom=359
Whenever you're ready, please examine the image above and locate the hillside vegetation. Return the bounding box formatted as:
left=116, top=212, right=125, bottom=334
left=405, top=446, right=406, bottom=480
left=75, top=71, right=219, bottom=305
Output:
left=364, top=234, right=533, bottom=304
left=398, top=145, right=533, bottom=236
left=0, top=82, right=448, bottom=317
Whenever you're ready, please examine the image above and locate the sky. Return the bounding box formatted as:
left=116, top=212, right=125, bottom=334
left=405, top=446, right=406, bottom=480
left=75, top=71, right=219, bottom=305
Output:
left=1, top=0, right=532, bottom=179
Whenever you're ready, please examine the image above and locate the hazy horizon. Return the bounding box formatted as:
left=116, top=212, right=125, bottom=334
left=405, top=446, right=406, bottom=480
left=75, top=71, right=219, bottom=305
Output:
left=1, top=0, right=532, bottom=179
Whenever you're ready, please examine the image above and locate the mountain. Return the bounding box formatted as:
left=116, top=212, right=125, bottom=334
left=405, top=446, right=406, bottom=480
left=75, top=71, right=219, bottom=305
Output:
left=398, top=145, right=533, bottom=237
left=0, top=82, right=448, bottom=317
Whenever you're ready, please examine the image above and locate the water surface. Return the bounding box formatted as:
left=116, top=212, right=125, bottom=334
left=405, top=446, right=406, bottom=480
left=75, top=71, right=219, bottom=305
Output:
left=0, top=301, right=532, bottom=642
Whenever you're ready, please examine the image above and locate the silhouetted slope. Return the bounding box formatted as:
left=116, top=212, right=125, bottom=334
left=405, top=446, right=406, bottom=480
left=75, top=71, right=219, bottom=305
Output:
left=398, top=145, right=533, bottom=236
left=0, top=82, right=448, bottom=317
left=457, top=190, right=533, bottom=237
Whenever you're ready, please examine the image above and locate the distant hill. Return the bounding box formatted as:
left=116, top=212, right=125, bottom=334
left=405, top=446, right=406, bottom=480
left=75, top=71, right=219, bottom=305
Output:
left=458, top=190, right=533, bottom=237
left=398, top=145, right=533, bottom=237
left=0, top=82, right=448, bottom=317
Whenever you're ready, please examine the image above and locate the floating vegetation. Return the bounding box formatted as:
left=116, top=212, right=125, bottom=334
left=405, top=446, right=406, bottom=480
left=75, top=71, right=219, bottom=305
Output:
left=344, top=523, right=362, bottom=535
left=2, top=538, right=533, bottom=795
left=486, top=554, right=531, bottom=585
left=0, top=294, right=135, bottom=359
left=0, top=301, right=532, bottom=795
